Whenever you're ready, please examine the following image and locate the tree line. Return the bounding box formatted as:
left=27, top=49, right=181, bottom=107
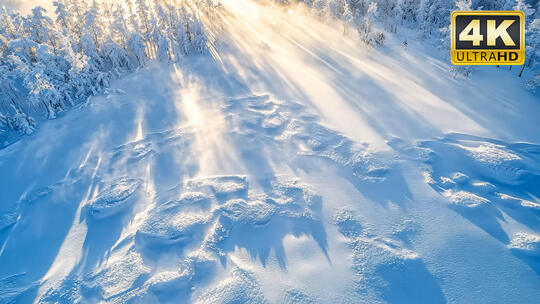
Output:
left=0, top=0, right=538, bottom=138
left=0, top=0, right=213, bottom=136
left=294, top=0, right=539, bottom=86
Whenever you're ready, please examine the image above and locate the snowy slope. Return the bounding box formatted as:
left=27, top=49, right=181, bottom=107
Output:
left=1, top=1, right=539, bottom=303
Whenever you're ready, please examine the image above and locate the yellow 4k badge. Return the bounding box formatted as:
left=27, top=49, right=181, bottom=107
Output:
left=451, top=11, right=525, bottom=65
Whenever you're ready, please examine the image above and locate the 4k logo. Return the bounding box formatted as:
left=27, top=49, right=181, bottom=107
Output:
left=451, top=11, right=525, bottom=65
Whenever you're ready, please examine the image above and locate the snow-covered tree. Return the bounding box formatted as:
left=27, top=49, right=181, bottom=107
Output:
left=1, top=0, right=217, bottom=137
left=25, top=6, right=54, bottom=45
left=356, top=2, right=378, bottom=45
left=102, top=38, right=133, bottom=75
left=377, top=0, right=399, bottom=33
left=513, top=0, right=538, bottom=77
left=126, top=0, right=141, bottom=33
left=521, top=17, right=539, bottom=83
left=1, top=6, right=18, bottom=39
left=186, top=15, right=208, bottom=53
left=157, top=35, right=171, bottom=63
left=439, top=0, right=473, bottom=78
left=5, top=106, right=36, bottom=135
left=313, top=0, right=329, bottom=17
left=136, top=0, right=154, bottom=52
left=342, top=1, right=354, bottom=34
left=128, top=32, right=147, bottom=65
left=53, top=1, right=71, bottom=32
left=110, top=4, right=129, bottom=47
left=83, top=0, right=104, bottom=48
left=399, top=0, right=420, bottom=26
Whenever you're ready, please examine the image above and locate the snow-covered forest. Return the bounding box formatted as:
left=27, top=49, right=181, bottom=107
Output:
left=1, top=0, right=539, bottom=139
left=0, top=0, right=212, bottom=136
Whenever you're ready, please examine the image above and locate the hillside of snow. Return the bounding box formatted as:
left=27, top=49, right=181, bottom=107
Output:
left=1, top=1, right=539, bottom=303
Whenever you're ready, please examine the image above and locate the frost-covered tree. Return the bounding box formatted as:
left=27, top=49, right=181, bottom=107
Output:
left=438, top=0, right=473, bottom=78
left=155, top=1, right=170, bottom=33
left=377, top=0, right=399, bottom=32
left=83, top=1, right=104, bottom=48
left=9, top=37, right=38, bottom=62
left=136, top=0, right=154, bottom=52
left=342, top=1, right=354, bottom=34
left=67, top=0, right=86, bottom=39
left=175, top=15, right=189, bottom=54
left=521, top=17, right=539, bottom=84
left=0, top=6, right=17, bottom=39
left=102, top=38, right=133, bottom=75
left=53, top=1, right=72, bottom=39
left=399, top=0, right=420, bottom=26
left=418, top=0, right=435, bottom=38
left=186, top=15, right=208, bottom=53
left=25, top=7, right=54, bottom=45
left=313, top=0, right=329, bottom=17
left=513, top=0, right=538, bottom=77
left=0, top=34, right=8, bottom=56
left=1, top=0, right=213, bottom=137
left=111, top=4, right=129, bottom=47
left=157, top=35, right=171, bottom=62
left=128, top=32, right=147, bottom=65
left=126, top=0, right=140, bottom=33
left=3, top=106, right=36, bottom=135
left=356, top=2, right=378, bottom=44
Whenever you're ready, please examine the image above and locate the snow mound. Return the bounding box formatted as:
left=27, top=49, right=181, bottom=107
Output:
left=391, top=218, right=421, bottom=245
left=146, top=270, right=192, bottom=297
left=399, top=135, right=540, bottom=187
left=460, top=143, right=521, bottom=164
left=508, top=232, right=540, bottom=253
left=226, top=95, right=389, bottom=182
left=91, top=247, right=151, bottom=301
left=42, top=174, right=325, bottom=302
left=112, top=128, right=192, bottom=164
left=219, top=199, right=276, bottom=225
left=136, top=206, right=210, bottom=247
left=442, top=190, right=490, bottom=208
left=195, top=267, right=267, bottom=304
left=185, top=175, right=248, bottom=201
left=497, top=193, right=540, bottom=210
left=334, top=210, right=422, bottom=301
left=392, top=134, right=540, bottom=250
left=396, top=134, right=540, bottom=210
left=90, top=178, right=141, bottom=219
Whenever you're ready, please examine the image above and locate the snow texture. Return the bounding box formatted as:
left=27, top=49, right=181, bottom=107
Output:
left=1, top=1, right=539, bottom=303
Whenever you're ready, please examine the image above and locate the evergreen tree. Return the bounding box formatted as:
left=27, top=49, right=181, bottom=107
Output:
left=1, top=6, right=17, bottom=39
left=399, top=0, right=420, bottom=26
left=128, top=32, right=147, bottom=65
left=83, top=0, right=104, bottom=48
left=157, top=35, right=171, bottom=62
left=102, top=37, right=133, bottom=75
left=515, top=0, right=537, bottom=77
left=111, top=4, right=129, bottom=47
left=53, top=1, right=70, bottom=32
left=25, top=6, right=54, bottom=45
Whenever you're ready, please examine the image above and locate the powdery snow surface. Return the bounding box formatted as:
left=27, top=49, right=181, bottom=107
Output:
left=1, top=1, right=540, bottom=303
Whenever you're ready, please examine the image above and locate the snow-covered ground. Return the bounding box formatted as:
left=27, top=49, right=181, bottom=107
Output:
left=1, top=1, right=539, bottom=303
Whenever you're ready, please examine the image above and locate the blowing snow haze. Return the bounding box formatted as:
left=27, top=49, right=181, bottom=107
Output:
left=0, top=0, right=539, bottom=303
left=3, top=0, right=54, bottom=14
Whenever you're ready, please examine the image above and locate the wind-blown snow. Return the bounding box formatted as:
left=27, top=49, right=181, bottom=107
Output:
left=0, top=1, right=539, bottom=303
